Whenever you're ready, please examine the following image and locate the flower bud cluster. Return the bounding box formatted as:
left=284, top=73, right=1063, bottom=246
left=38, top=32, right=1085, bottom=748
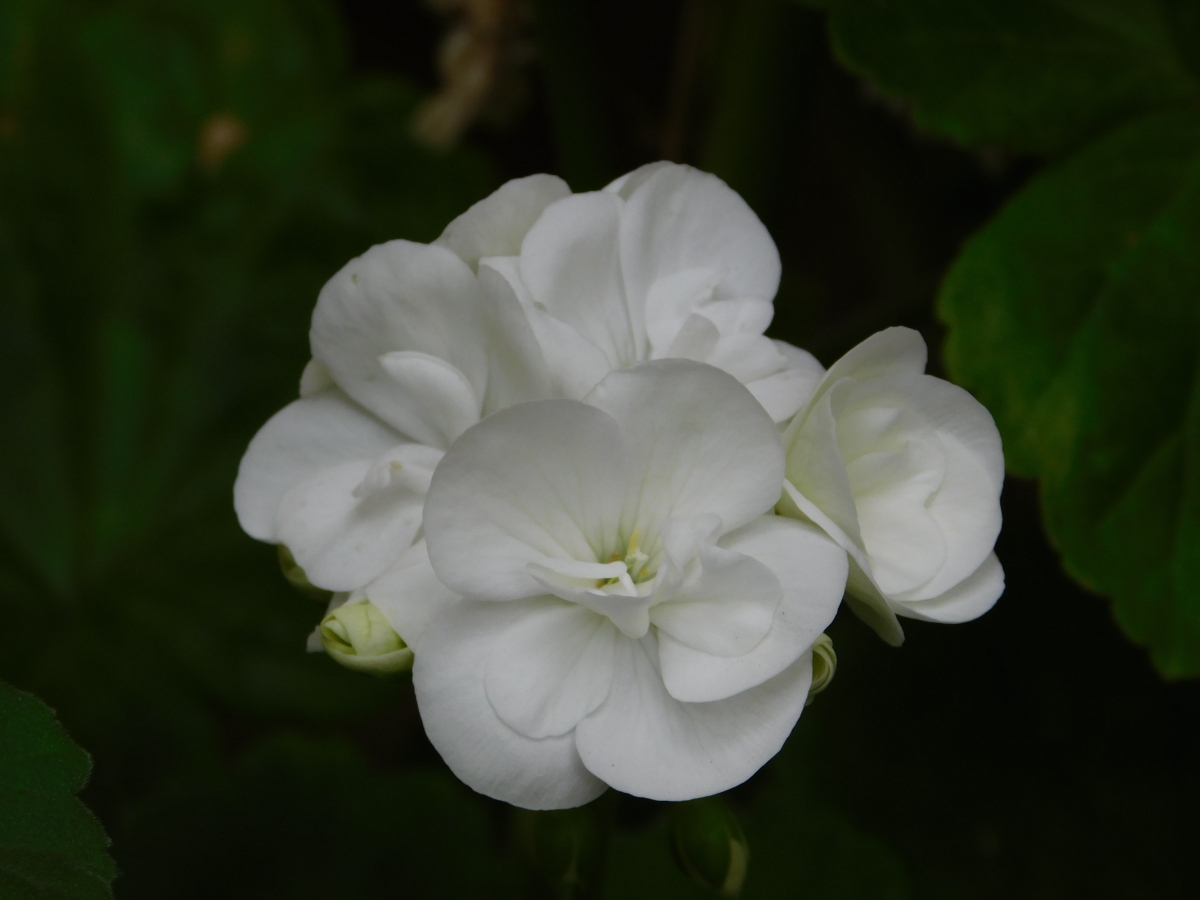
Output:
left=235, top=163, right=1003, bottom=809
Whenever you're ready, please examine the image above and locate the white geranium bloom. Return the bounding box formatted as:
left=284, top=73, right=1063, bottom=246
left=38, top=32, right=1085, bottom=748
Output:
left=438, top=162, right=824, bottom=421
left=779, top=327, right=1005, bottom=646
left=235, top=164, right=820, bottom=615
left=412, top=361, right=847, bottom=809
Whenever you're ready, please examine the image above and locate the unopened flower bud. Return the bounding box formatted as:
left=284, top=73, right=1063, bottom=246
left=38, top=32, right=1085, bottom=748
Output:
left=319, top=600, right=413, bottom=676
left=514, top=805, right=605, bottom=899
left=670, top=797, right=748, bottom=897
left=278, top=544, right=332, bottom=602
left=806, top=633, right=836, bottom=706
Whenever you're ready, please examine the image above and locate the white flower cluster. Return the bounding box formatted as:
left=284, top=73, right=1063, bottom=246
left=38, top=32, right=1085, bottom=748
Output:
left=235, top=163, right=1004, bottom=809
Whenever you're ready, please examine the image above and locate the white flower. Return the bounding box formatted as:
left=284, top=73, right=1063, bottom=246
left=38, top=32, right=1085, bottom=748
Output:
left=439, top=162, right=824, bottom=421
left=234, top=163, right=820, bottom=607
left=779, top=327, right=1005, bottom=645
left=411, top=360, right=847, bottom=809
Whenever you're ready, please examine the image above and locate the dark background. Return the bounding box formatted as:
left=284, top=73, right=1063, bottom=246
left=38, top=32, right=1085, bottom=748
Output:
left=1, top=1, right=1197, bottom=897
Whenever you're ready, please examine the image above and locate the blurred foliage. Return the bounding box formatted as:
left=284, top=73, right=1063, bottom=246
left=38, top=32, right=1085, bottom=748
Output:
left=800, top=0, right=1199, bottom=155
left=117, top=735, right=520, bottom=899
left=0, top=0, right=495, bottom=894
left=0, top=0, right=1198, bottom=897
left=804, top=0, right=1200, bottom=676
left=0, top=682, right=115, bottom=900
left=600, top=733, right=909, bottom=900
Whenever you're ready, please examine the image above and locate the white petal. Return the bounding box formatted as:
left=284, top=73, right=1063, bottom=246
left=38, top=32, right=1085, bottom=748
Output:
left=887, top=376, right=1003, bottom=601
left=435, top=174, right=571, bottom=270
left=845, top=581, right=906, bottom=647
left=526, top=563, right=653, bottom=639
left=520, top=192, right=638, bottom=367
left=848, top=436, right=948, bottom=597
left=424, top=400, right=629, bottom=600
left=618, top=164, right=780, bottom=349
left=351, top=443, right=442, bottom=499
left=575, top=638, right=812, bottom=801
left=743, top=342, right=824, bottom=423
left=311, top=240, right=488, bottom=443
left=664, top=312, right=720, bottom=361
left=644, top=268, right=722, bottom=356
left=697, top=296, right=774, bottom=336
left=480, top=256, right=611, bottom=400
left=840, top=373, right=1002, bottom=603
left=485, top=600, right=619, bottom=739
left=234, top=388, right=400, bottom=542
left=660, top=513, right=723, bottom=571
left=651, top=544, right=780, bottom=657
left=603, top=162, right=673, bottom=199
left=298, top=359, right=334, bottom=397
left=527, top=309, right=613, bottom=399
left=584, top=360, right=786, bottom=541
left=817, top=326, right=928, bottom=398
left=780, top=481, right=870, bottom=575
left=783, top=382, right=865, bottom=553
left=477, top=262, right=552, bottom=413
left=747, top=371, right=812, bottom=423
left=377, top=350, right=481, bottom=447
left=905, top=374, right=1004, bottom=488
left=897, top=552, right=1004, bottom=623
left=414, top=600, right=607, bottom=810
left=905, top=432, right=1001, bottom=600
left=775, top=340, right=826, bottom=384
left=366, top=539, right=461, bottom=650
left=658, top=516, right=847, bottom=702
left=275, top=456, right=426, bottom=591
left=704, top=332, right=788, bottom=384
left=479, top=254, right=536, bottom=310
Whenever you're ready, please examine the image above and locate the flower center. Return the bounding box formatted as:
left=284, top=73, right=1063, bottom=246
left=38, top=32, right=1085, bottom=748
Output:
left=596, top=532, right=654, bottom=593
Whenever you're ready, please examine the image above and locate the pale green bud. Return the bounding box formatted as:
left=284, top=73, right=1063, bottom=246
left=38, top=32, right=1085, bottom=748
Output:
left=806, top=632, right=836, bottom=707
left=278, top=544, right=333, bottom=602
left=319, top=600, right=413, bottom=676
left=670, top=797, right=749, bottom=898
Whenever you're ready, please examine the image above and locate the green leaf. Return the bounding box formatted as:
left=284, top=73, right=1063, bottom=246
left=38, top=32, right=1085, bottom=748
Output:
left=807, top=0, right=1200, bottom=675
left=806, top=0, right=1198, bottom=155
left=942, top=109, right=1200, bottom=676
left=0, top=682, right=115, bottom=900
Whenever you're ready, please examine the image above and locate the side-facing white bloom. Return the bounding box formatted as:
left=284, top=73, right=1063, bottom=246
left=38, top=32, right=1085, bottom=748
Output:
left=779, top=327, right=1005, bottom=645
left=411, top=361, right=847, bottom=809
left=439, top=162, right=824, bottom=421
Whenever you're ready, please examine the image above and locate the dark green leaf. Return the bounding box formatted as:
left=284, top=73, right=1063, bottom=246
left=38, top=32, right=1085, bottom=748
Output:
left=806, top=0, right=1198, bottom=155
left=941, top=108, right=1200, bottom=676
left=0, top=682, right=115, bottom=900
left=805, top=0, right=1200, bottom=675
